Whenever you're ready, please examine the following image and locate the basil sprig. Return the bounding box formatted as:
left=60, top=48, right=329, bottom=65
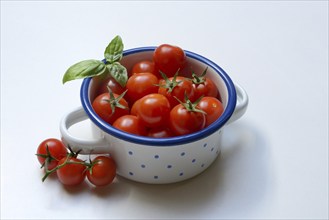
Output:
left=62, top=35, right=128, bottom=87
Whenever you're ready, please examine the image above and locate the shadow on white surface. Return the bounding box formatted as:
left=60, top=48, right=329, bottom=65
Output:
left=112, top=120, right=271, bottom=217
left=90, top=180, right=132, bottom=200
left=60, top=118, right=271, bottom=218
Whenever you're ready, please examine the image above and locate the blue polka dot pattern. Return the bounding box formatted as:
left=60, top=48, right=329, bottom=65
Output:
left=123, top=141, right=221, bottom=182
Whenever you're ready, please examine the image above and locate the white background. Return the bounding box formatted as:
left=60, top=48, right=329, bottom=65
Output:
left=1, top=1, right=328, bottom=219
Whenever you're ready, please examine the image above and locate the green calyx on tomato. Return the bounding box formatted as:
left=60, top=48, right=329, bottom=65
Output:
left=62, top=35, right=128, bottom=87
left=35, top=144, right=59, bottom=169
left=191, top=66, right=219, bottom=98
left=191, top=67, right=208, bottom=84
left=36, top=138, right=68, bottom=171
left=170, top=94, right=207, bottom=136
left=158, top=70, right=182, bottom=93
left=175, top=93, right=206, bottom=115
left=92, top=88, right=129, bottom=125
left=105, top=86, right=128, bottom=116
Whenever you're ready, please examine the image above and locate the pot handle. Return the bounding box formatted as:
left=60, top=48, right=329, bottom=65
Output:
left=59, top=107, right=109, bottom=154
left=226, top=83, right=249, bottom=125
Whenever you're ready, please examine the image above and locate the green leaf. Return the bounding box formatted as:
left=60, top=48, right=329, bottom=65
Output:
left=107, top=62, right=128, bottom=87
left=62, top=60, right=107, bottom=84
left=104, top=35, right=124, bottom=63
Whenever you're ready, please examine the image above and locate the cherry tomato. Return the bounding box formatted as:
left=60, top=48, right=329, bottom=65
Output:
left=135, top=93, right=171, bottom=128
left=87, top=156, right=116, bottom=187
left=56, top=157, right=86, bottom=186
left=197, top=97, right=224, bottom=127
left=169, top=104, right=206, bottom=136
left=131, top=60, right=157, bottom=77
left=36, top=138, right=67, bottom=170
left=92, top=92, right=129, bottom=125
left=113, top=115, right=147, bottom=136
left=148, top=127, right=173, bottom=138
left=193, top=78, right=218, bottom=98
left=153, top=44, right=186, bottom=77
left=97, top=77, right=125, bottom=96
left=126, top=72, right=159, bottom=104
left=158, top=76, right=195, bottom=108
left=130, top=98, right=141, bottom=116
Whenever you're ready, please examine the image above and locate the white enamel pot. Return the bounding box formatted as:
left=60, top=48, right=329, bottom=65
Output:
left=60, top=47, right=248, bottom=184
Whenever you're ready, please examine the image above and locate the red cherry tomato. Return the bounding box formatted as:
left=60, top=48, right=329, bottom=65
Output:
left=56, top=157, right=86, bottom=186
left=197, top=97, right=224, bottom=127
left=113, top=115, right=147, bottom=136
left=135, top=93, right=171, bottom=128
left=193, top=78, right=218, bottom=98
left=148, top=127, right=174, bottom=138
left=169, top=104, right=206, bottom=136
left=158, top=76, right=195, bottom=108
left=131, top=60, right=157, bottom=77
left=130, top=98, right=141, bottom=116
left=126, top=72, right=159, bottom=104
left=97, top=77, right=125, bottom=96
left=36, top=138, right=67, bottom=170
left=87, top=156, right=116, bottom=187
left=153, top=44, right=186, bottom=77
left=92, top=92, right=129, bottom=125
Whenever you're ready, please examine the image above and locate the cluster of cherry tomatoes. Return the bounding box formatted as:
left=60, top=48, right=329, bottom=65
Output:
left=36, top=138, right=116, bottom=187
left=93, top=44, right=224, bottom=137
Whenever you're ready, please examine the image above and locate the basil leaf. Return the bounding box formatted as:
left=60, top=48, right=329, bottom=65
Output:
left=104, top=35, right=124, bottom=63
left=107, top=62, right=128, bottom=87
left=62, top=59, right=107, bottom=84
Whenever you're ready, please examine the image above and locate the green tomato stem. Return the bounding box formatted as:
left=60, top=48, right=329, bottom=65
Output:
left=41, top=155, right=92, bottom=182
